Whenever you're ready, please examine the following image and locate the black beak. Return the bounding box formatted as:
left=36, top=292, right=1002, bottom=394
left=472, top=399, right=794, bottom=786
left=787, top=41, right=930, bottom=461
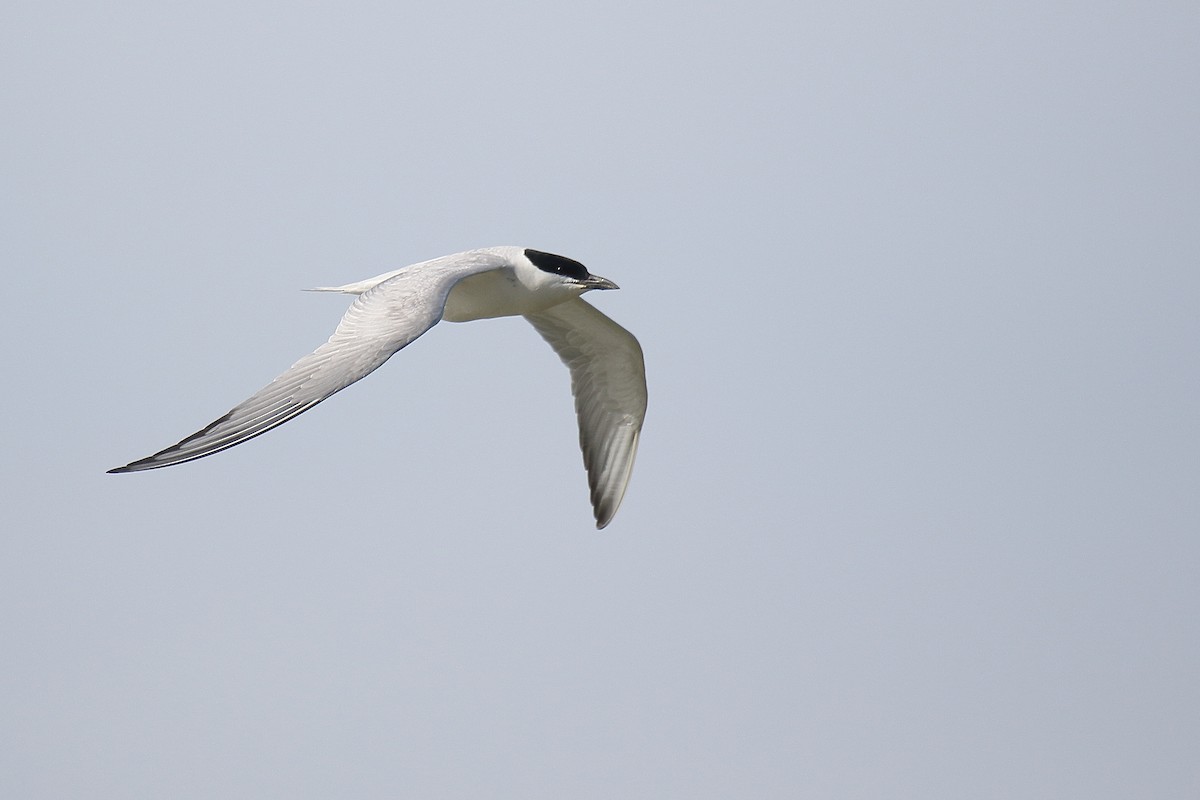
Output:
left=581, top=275, right=619, bottom=291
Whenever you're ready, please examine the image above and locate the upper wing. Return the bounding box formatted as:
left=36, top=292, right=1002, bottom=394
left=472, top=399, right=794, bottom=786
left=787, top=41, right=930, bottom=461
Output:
left=525, top=297, right=647, bottom=529
left=109, top=252, right=509, bottom=473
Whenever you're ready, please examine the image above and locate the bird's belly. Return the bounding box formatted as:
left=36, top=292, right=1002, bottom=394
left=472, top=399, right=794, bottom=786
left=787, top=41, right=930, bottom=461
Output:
left=442, top=270, right=568, bottom=322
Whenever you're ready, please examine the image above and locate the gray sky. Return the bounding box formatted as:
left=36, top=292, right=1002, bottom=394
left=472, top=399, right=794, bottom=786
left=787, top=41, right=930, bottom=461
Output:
left=3, top=1, right=1198, bottom=797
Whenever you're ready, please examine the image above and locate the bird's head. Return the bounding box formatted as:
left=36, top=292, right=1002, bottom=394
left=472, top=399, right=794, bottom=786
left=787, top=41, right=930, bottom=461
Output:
left=522, top=248, right=620, bottom=295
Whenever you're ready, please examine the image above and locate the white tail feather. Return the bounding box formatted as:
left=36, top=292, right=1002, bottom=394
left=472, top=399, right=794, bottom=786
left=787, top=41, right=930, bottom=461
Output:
left=304, top=267, right=410, bottom=296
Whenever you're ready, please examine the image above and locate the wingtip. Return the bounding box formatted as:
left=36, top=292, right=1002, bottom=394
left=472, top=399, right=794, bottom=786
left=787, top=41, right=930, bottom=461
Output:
left=107, top=458, right=155, bottom=474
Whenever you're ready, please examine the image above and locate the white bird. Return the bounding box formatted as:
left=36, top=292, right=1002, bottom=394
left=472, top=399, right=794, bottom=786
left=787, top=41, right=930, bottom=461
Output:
left=109, top=246, right=647, bottom=528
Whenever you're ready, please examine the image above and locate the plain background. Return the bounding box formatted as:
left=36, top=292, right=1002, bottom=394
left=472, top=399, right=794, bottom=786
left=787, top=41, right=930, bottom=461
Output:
left=3, top=1, right=1197, bottom=797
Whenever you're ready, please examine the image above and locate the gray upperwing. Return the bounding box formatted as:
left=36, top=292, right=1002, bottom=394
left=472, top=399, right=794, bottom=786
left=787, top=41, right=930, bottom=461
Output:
left=110, top=253, right=509, bottom=473
left=525, top=297, right=647, bottom=528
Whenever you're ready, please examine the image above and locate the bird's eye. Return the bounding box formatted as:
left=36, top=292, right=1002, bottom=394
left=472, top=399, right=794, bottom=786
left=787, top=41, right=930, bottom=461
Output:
left=525, top=249, right=589, bottom=281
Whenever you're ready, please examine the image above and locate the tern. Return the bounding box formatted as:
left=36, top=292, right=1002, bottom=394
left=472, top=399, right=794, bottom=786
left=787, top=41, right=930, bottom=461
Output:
left=109, top=246, right=647, bottom=528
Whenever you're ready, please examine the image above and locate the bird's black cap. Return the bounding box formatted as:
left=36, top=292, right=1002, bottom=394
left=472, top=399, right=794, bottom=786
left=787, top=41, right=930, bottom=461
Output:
left=525, top=249, right=589, bottom=281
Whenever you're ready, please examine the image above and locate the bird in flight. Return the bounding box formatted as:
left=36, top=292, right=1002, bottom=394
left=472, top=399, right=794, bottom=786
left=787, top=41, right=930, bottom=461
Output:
left=109, top=246, right=647, bottom=528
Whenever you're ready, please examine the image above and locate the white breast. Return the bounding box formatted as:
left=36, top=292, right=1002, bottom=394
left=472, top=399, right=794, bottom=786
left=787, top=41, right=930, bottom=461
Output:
left=441, top=268, right=579, bottom=322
